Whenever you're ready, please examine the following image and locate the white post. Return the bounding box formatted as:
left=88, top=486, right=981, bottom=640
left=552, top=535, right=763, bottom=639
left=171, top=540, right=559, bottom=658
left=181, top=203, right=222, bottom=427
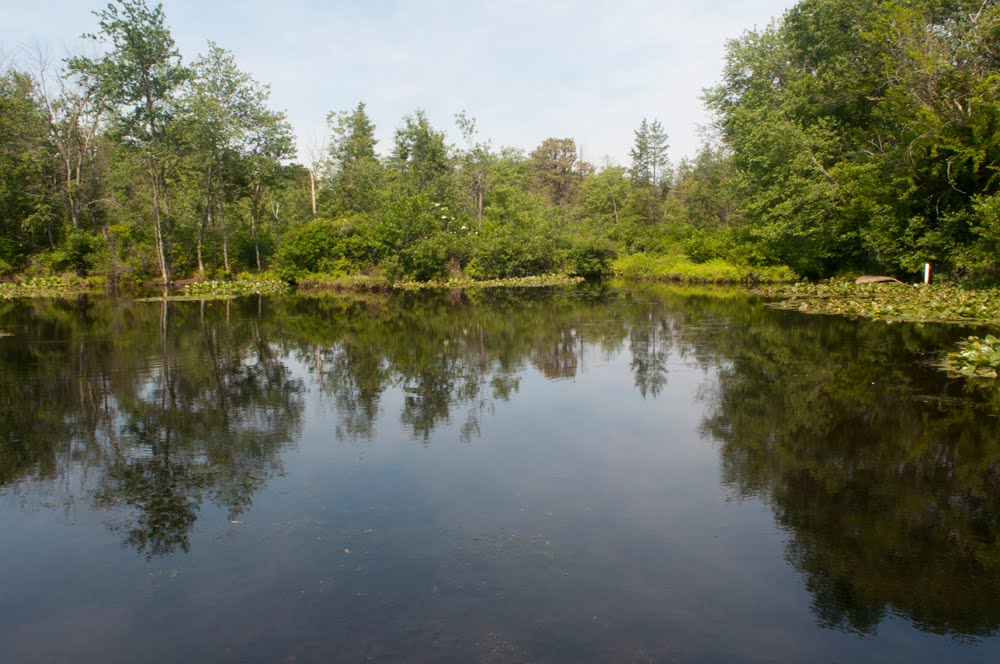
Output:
left=924, top=263, right=931, bottom=285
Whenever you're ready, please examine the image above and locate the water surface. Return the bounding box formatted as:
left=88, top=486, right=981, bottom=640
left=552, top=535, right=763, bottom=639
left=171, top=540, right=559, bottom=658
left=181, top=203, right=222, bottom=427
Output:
left=1, top=286, right=998, bottom=662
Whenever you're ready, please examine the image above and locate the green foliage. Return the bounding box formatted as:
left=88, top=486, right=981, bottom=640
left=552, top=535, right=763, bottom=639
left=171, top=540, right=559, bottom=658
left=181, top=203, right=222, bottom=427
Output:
left=614, top=252, right=796, bottom=284
left=42, top=229, right=103, bottom=275
left=398, top=233, right=462, bottom=282
left=180, top=275, right=289, bottom=298
left=274, top=218, right=336, bottom=281
left=706, top=0, right=1000, bottom=277
left=391, top=109, right=452, bottom=199
left=467, top=226, right=558, bottom=280
left=630, top=118, right=670, bottom=188
left=567, top=238, right=617, bottom=279
left=943, top=335, right=1000, bottom=379
left=759, top=280, right=1000, bottom=323
left=0, top=275, right=93, bottom=300
left=324, top=102, right=382, bottom=216
left=0, top=69, right=52, bottom=271
left=683, top=230, right=729, bottom=263
left=529, top=137, right=585, bottom=206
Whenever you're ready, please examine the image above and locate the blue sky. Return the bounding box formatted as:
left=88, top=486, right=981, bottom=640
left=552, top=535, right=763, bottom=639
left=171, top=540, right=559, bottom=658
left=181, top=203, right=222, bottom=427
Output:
left=1, top=0, right=796, bottom=165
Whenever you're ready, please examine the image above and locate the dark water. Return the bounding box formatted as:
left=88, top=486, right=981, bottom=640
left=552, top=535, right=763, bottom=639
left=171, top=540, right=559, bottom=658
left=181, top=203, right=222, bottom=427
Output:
left=1, top=285, right=999, bottom=663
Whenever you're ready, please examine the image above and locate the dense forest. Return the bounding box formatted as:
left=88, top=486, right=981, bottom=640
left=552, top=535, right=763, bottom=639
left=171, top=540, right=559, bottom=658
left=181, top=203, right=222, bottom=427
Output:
left=0, top=0, right=997, bottom=285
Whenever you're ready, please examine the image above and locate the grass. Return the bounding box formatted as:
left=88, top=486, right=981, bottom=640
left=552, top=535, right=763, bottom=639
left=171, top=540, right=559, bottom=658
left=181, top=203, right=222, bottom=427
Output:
left=612, top=252, right=797, bottom=284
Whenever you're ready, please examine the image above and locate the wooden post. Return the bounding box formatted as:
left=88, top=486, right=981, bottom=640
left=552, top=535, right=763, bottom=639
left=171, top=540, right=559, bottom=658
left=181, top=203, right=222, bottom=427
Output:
left=924, top=263, right=931, bottom=285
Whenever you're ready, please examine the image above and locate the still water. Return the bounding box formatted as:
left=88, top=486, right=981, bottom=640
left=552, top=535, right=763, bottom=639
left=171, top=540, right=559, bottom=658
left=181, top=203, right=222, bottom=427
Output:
left=1, top=285, right=998, bottom=662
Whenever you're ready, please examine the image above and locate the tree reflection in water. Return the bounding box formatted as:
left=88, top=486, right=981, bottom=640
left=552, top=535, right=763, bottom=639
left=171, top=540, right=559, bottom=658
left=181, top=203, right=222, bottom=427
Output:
left=1, top=287, right=999, bottom=638
left=1, top=296, right=304, bottom=558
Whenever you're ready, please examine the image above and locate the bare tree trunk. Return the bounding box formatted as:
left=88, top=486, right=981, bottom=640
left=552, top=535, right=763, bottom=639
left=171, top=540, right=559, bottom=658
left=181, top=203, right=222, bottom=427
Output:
left=252, top=205, right=262, bottom=272
left=219, top=192, right=230, bottom=274
left=476, top=172, right=484, bottom=229
left=271, top=201, right=283, bottom=248
left=149, top=158, right=170, bottom=290
left=309, top=168, right=317, bottom=219
left=251, top=183, right=263, bottom=272
left=197, top=161, right=212, bottom=278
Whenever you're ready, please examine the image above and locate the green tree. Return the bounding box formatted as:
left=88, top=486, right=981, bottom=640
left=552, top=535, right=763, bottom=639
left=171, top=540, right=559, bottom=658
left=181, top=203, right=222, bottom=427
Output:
left=391, top=109, right=452, bottom=198
left=0, top=67, right=53, bottom=273
left=454, top=110, right=496, bottom=229
left=529, top=137, right=585, bottom=206
left=325, top=102, right=382, bottom=215
left=70, top=0, right=187, bottom=286
left=181, top=42, right=270, bottom=275
left=705, top=0, right=1000, bottom=277
left=239, top=107, right=295, bottom=272
left=578, top=165, right=633, bottom=230
left=30, top=48, right=105, bottom=234
left=630, top=118, right=670, bottom=189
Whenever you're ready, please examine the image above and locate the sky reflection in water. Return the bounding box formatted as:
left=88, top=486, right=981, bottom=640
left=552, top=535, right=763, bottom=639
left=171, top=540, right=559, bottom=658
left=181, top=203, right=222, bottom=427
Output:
left=1, top=286, right=998, bottom=662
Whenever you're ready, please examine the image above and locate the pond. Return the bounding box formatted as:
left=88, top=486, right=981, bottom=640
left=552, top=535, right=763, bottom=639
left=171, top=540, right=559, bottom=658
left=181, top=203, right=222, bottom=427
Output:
left=1, top=285, right=999, bottom=662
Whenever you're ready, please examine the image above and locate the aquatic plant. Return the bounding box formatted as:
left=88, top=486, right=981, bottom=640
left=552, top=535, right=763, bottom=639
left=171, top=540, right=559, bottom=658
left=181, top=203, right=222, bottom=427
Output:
left=942, top=335, right=1000, bottom=379
left=181, top=275, right=290, bottom=298
left=758, top=280, right=1000, bottom=324
left=0, top=276, right=96, bottom=300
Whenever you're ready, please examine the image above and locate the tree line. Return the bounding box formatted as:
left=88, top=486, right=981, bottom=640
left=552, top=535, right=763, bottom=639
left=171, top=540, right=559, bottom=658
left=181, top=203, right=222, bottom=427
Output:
left=0, top=0, right=997, bottom=285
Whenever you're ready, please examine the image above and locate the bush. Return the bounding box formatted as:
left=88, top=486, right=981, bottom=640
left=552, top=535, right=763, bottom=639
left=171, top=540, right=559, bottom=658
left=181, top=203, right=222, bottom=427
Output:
left=400, top=231, right=471, bottom=281
left=274, top=218, right=342, bottom=282
left=683, top=230, right=727, bottom=263
left=39, top=230, right=103, bottom=275
left=275, top=216, right=383, bottom=282
left=467, top=228, right=558, bottom=279
left=567, top=238, right=617, bottom=279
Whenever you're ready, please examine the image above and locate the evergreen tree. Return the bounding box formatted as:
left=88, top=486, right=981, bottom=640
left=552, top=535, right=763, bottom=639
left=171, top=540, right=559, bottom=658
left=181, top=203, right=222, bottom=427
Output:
left=630, top=118, right=670, bottom=189
left=325, top=102, right=381, bottom=215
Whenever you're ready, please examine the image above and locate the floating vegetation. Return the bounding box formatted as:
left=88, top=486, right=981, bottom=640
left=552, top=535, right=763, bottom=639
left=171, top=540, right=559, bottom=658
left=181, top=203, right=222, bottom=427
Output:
left=395, top=275, right=584, bottom=290
left=0, top=276, right=96, bottom=300
left=942, top=335, right=1000, bottom=379
left=181, top=276, right=289, bottom=298
left=287, top=273, right=582, bottom=292
left=294, top=273, right=393, bottom=291
left=757, top=280, right=1000, bottom=324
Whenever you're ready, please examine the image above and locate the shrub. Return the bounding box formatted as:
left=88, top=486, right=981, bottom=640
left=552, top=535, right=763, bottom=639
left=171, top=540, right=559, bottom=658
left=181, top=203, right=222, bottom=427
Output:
left=567, top=238, right=617, bottom=279
left=467, top=228, right=557, bottom=279
left=274, top=218, right=342, bottom=282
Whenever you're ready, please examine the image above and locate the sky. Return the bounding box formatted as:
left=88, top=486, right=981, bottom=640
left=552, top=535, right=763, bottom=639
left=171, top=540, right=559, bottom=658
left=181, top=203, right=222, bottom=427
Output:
left=1, top=0, right=797, bottom=166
